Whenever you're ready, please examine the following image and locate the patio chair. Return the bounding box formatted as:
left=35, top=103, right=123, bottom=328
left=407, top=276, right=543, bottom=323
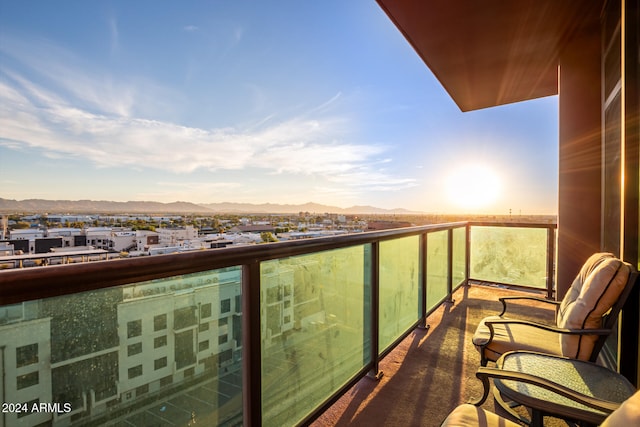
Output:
left=468, top=350, right=637, bottom=426
left=472, top=252, right=638, bottom=366
left=440, top=389, right=640, bottom=427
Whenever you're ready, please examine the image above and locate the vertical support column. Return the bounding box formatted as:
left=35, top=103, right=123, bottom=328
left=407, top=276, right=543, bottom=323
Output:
left=557, top=8, right=602, bottom=299
left=368, top=241, right=383, bottom=380
left=242, top=262, right=262, bottom=427
left=620, top=0, right=639, bottom=265
left=619, top=0, right=640, bottom=387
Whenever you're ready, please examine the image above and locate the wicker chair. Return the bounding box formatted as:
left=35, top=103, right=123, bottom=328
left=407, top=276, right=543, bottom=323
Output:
left=472, top=253, right=638, bottom=366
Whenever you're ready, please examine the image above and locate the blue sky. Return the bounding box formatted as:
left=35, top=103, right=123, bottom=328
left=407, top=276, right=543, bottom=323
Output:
left=0, top=1, right=558, bottom=214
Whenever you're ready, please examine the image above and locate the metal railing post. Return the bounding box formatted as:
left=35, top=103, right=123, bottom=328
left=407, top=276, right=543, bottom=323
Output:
left=368, top=241, right=383, bottom=379
left=447, top=228, right=454, bottom=303
left=465, top=224, right=471, bottom=286
left=242, top=262, right=262, bottom=427
left=419, top=233, right=429, bottom=329
left=546, top=226, right=556, bottom=299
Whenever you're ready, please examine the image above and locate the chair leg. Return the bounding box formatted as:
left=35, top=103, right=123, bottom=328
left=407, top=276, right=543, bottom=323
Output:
left=531, top=409, right=543, bottom=427
left=493, top=386, right=532, bottom=425
left=470, top=371, right=492, bottom=406
left=480, top=350, right=488, bottom=367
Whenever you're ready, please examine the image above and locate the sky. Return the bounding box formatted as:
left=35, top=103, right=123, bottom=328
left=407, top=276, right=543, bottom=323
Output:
left=0, top=1, right=559, bottom=215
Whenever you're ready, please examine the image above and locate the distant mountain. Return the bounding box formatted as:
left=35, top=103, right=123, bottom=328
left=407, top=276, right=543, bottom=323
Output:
left=0, top=198, right=418, bottom=215
left=0, top=198, right=213, bottom=214
left=200, top=202, right=416, bottom=214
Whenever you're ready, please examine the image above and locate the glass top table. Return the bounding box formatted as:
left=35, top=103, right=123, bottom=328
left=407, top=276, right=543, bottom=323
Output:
left=493, top=351, right=636, bottom=426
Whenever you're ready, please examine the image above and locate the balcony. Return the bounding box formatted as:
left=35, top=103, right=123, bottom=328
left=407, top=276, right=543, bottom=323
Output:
left=0, top=220, right=566, bottom=427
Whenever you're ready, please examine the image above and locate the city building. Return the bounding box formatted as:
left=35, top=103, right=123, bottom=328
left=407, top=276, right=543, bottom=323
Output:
left=135, top=230, right=160, bottom=252
left=156, top=226, right=198, bottom=247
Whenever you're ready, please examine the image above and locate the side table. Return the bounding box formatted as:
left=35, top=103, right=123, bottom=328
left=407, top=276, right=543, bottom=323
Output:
left=474, top=351, right=636, bottom=426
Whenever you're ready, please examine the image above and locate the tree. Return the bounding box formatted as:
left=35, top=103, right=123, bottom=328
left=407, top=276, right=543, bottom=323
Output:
left=260, top=232, right=278, bottom=243
left=13, top=221, right=31, bottom=229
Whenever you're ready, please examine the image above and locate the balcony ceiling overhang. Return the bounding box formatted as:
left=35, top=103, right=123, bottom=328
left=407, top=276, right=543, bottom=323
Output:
left=376, top=0, right=601, bottom=111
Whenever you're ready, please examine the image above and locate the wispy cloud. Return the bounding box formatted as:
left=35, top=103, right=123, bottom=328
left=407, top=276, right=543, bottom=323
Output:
left=233, top=26, right=244, bottom=43
left=108, top=15, right=119, bottom=56
left=184, top=25, right=199, bottom=32
left=0, top=37, right=414, bottom=196
left=328, top=170, right=418, bottom=191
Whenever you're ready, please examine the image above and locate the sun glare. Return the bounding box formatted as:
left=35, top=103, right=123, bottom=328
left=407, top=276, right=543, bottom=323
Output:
left=445, top=164, right=502, bottom=211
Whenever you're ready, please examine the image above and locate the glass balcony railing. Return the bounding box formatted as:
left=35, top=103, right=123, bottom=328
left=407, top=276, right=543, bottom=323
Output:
left=0, top=221, right=556, bottom=427
left=469, top=223, right=555, bottom=292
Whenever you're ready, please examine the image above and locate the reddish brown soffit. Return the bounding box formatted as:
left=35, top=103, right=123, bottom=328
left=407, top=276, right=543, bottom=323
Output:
left=376, top=0, right=603, bottom=111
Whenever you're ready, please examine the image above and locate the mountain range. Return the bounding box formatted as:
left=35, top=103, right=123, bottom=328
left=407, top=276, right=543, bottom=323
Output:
left=0, top=198, right=417, bottom=215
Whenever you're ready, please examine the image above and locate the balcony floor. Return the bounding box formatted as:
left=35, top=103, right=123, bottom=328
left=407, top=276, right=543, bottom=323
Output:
left=311, top=283, right=565, bottom=427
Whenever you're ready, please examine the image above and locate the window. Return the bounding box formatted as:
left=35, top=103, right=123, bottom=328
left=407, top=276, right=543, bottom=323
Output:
left=199, top=322, right=209, bottom=332
left=128, top=342, right=142, bottom=356
left=174, top=306, right=197, bottom=330
left=220, top=298, right=231, bottom=313
left=18, top=399, right=38, bottom=418
left=128, top=365, right=143, bottom=379
left=136, top=384, right=149, bottom=395
left=154, top=314, right=167, bottom=331
left=160, top=375, right=173, bottom=387
left=235, top=295, right=242, bottom=313
left=127, top=320, right=142, bottom=338
left=16, top=344, right=38, bottom=367
left=154, top=335, right=167, bottom=348
left=199, top=340, right=209, bottom=352
left=154, top=357, right=168, bottom=370
left=219, top=349, right=232, bottom=364
left=175, top=330, right=195, bottom=369
left=200, top=303, right=212, bottom=318
left=218, top=317, right=228, bottom=326
left=218, top=334, right=228, bottom=345
left=17, top=371, right=39, bottom=390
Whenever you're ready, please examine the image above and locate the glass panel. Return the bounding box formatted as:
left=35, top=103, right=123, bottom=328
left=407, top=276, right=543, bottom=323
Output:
left=452, top=227, right=466, bottom=288
left=603, top=91, right=622, bottom=255
left=427, top=230, right=449, bottom=311
left=378, top=236, right=420, bottom=353
left=470, top=226, right=548, bottom=288
left=0, top=267, right=243, bottom=427
left=261, top=245, right=370, bottom=427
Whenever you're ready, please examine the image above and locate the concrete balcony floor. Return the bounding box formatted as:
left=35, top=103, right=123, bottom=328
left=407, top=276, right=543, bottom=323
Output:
left=311, top=283, right=566, bottom=427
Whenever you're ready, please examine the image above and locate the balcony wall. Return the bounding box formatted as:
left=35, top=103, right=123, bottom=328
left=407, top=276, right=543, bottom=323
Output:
left=0, top=221, right=556, bottom=427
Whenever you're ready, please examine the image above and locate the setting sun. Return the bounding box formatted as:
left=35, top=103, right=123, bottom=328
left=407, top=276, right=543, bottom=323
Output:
left=445, top=164, right=502, bottom=211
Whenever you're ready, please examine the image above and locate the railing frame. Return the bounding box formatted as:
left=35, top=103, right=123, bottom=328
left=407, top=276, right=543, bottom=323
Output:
left=0, top=220, right=557, bottom=427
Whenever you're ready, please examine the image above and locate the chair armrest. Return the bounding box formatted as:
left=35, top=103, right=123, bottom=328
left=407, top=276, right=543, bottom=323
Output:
left=471, top=366, right=621, bottom=414
left=483, top=318, right=611, bottom=336
left=498, top=296, right=560, bottom=316
left=478, top=319, right=612, bottom=353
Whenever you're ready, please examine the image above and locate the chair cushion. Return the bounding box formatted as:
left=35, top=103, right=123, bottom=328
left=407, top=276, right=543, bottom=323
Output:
left=559, top=253, right=615, bottom=315
left=556, top=256, right=630, bottom=359
left=601, top=390, right=640, bottom=427
left=440, top=404, right=521, bottom=427
left=473, top=316, right=563, bottom=362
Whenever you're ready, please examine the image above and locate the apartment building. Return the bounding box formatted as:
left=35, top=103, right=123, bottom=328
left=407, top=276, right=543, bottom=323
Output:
left=156, top=226, right=198, bottom=247
left=0, top=269, right=242, bottom=426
